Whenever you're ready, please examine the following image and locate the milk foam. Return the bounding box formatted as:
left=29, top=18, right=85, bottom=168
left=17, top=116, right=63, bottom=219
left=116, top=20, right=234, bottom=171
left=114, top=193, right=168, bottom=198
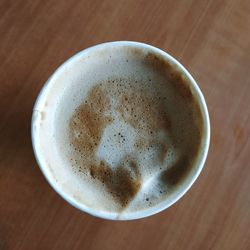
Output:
left=34, top=44, right=204, bottom=217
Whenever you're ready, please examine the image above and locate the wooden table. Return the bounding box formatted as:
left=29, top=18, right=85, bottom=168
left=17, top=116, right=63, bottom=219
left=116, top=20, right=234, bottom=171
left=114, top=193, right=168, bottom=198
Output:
left=1, top=0, right=250, bottom=249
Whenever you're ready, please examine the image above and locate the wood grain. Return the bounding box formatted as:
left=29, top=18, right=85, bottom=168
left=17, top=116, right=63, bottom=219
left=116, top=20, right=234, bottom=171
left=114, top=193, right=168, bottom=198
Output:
left=1, top=0, right=250, bottom=249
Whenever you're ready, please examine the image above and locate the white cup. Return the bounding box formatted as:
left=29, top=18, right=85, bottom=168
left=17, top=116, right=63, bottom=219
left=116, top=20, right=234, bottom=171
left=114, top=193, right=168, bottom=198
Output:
left=32, top=41, right=210, bottom=220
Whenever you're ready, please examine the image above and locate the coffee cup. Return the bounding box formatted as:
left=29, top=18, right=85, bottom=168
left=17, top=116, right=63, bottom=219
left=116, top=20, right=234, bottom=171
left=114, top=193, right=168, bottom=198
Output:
left=32, top=41, right=210, bottom=220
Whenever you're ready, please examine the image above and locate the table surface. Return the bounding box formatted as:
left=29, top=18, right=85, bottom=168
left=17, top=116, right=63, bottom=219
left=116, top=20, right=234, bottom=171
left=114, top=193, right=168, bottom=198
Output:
left=1, top=0, right=250, bottom=249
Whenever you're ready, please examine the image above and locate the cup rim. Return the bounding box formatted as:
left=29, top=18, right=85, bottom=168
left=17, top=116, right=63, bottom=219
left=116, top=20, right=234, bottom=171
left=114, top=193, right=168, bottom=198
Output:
left=31, top=41, right=210, bottom=220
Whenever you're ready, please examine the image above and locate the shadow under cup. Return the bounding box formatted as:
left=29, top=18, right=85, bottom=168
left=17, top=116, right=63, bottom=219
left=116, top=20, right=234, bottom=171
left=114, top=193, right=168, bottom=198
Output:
left=32, top=41, right=210, bottom=220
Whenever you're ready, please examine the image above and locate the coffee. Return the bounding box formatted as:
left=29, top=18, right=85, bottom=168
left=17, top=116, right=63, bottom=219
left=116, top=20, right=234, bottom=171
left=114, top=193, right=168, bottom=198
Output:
left=54, top=46, right=204, bottom=214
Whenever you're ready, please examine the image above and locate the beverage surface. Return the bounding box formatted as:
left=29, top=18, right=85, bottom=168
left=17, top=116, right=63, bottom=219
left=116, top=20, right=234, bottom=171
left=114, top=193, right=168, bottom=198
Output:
left=54, top=48, right=204, bottom=214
